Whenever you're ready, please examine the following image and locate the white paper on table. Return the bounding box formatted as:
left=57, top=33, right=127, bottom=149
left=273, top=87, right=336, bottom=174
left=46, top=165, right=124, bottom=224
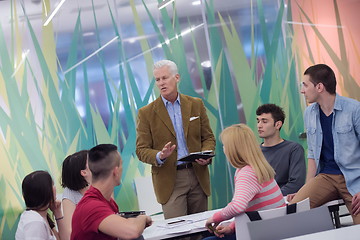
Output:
left=146, top=221, right=193, bottom=236
left=143, top=210, right=222, bottom=239
left=178, top=209, right=219, bottom=223
left=166, top=225, right=193, bottom=234
left=191, top=219, right=208, bottom=228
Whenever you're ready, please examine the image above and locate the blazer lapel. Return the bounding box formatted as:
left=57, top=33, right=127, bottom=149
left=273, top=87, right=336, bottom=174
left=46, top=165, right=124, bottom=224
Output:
left=153, top=97, right=176, bottom=137
left=180, top=94, right=192, bottom=139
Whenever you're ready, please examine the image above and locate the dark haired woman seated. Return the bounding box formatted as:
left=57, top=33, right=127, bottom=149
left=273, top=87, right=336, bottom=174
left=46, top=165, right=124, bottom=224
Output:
left=16, top=171, right=65, bottom=240
left=61, top=150, right=91, bottom=240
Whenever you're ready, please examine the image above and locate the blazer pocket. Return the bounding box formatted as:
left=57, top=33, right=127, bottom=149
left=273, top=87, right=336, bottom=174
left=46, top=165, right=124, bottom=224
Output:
left=190, top=116, right=199, bottom=121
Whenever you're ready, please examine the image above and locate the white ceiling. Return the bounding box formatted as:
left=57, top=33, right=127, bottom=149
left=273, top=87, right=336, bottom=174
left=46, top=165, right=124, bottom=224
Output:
left=0, top=0, right=274, bottom=33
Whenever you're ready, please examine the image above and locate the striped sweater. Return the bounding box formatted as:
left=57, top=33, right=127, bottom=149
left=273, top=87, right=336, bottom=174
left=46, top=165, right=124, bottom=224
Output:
left=212, top=165, right=285, bottom=230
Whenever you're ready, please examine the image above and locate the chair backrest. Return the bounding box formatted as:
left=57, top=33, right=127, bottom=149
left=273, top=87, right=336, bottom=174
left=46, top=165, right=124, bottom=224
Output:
left=134, top=175, right=163, bottom=219
left=247, top=205, right=334, bottom=240
left=235, top=198, right=311, bottom=240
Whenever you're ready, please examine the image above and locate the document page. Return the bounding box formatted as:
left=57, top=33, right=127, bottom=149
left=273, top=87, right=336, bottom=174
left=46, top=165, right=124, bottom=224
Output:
left=143, top=209, right=221, bottom=239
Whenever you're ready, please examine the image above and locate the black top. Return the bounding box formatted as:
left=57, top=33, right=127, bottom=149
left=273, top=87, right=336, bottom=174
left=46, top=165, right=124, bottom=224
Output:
left=261, top=140, right=306, bottom=195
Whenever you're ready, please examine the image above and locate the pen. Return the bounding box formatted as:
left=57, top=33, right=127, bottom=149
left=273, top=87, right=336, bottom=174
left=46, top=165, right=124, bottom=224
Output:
left=150, top=212, right=163, bottom=216
left=167, top=219, right=186, bottom=225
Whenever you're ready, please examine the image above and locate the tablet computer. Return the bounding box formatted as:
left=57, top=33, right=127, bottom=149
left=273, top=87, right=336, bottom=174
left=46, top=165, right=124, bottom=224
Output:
left=177, top=151, right=215, bottom=162
left=119, top=211, right=145, bottom=218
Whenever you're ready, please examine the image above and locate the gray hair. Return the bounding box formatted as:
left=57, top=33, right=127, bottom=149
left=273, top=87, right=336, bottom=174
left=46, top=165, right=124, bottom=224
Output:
left=153, top=60, right=178, bottom=75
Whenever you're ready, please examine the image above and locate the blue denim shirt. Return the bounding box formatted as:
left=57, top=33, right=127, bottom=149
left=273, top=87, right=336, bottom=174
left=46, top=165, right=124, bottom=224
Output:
left=156, top=94, right=189, bottom=165
left=304, top=94, right=360, bottom=195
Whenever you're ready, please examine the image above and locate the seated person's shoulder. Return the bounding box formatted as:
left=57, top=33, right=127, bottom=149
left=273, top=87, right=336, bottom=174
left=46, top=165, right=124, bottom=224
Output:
left=339, top=95, right=360, bottom=106
left=335, top=96, right=360, bottom=116
left=284, top=140, right=304, bottom=151
left=19, top=211, right=47, bottom=226
left=77, top=196, right=113, bottom=213
left=73, top=197, right=119, bottom=233
left=18, top=211, right=50, bottom=236
left=240, top=165, right=256, bottom=175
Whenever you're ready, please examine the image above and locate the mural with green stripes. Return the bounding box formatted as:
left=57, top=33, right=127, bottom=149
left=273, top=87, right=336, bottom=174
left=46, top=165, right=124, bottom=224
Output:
left=0, top=0, right=358, bottom=238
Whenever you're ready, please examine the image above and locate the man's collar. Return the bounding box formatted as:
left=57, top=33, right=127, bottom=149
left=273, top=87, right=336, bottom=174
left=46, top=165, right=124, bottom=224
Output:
left=161, top=93, right=181, bottom=106
left=312, top=93, right=339, bottom=112
left=333, top=94, right=342, bottom=111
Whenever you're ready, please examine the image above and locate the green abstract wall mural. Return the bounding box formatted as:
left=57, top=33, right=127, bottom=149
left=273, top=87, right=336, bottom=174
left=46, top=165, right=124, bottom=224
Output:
left=0, top=0, right=358, bottom=238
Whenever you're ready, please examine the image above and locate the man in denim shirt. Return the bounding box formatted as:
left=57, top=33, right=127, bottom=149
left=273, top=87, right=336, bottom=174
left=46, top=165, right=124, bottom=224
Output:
left=289, top=64, right=360, bottom=224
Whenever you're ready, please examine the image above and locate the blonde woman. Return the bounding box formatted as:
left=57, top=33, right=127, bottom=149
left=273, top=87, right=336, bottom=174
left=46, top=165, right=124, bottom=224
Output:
left=205, top=124, right=285, bottom=239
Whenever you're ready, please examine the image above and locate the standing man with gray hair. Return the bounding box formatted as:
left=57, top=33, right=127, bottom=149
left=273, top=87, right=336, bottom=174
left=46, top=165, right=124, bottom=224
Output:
left=136, top=60, right=215, bottom=219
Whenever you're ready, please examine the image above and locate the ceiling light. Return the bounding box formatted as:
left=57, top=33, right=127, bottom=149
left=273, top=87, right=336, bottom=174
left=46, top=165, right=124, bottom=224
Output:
left=158, top=0, right=175, bottom=10
left=201, top=60, right=211, bottom=68
left=83, top=32, right=95, bottom=37
left=43, top=0, right=66, bottom=26
left=192, top=1, right=201, bottom=6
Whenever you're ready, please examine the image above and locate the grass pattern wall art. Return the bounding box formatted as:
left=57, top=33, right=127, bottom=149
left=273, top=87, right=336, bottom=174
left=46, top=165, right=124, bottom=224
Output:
left=0, top=0, right=358, bottom=238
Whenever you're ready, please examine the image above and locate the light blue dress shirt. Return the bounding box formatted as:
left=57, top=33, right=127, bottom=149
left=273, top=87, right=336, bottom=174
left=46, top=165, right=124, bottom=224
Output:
left=304, top=94, right=360, bottom=195
left=156, top=95, right=189, bottom=165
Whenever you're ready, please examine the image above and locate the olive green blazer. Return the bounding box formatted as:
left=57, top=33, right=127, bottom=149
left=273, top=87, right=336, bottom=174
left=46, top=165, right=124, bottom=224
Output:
left=136, top=94, right=215, bottom=204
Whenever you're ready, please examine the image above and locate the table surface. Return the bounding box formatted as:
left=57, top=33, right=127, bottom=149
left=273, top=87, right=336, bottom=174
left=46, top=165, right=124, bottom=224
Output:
left=143, top=207, right=358, bottom=240
left=283, top=224, right=360, bottom=240
left=143, top=209, right=219, bottom=240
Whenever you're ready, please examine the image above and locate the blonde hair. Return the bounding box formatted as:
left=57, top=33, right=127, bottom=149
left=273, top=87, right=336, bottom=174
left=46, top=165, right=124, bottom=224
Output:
left=220, top=124, right=275, bottom=184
